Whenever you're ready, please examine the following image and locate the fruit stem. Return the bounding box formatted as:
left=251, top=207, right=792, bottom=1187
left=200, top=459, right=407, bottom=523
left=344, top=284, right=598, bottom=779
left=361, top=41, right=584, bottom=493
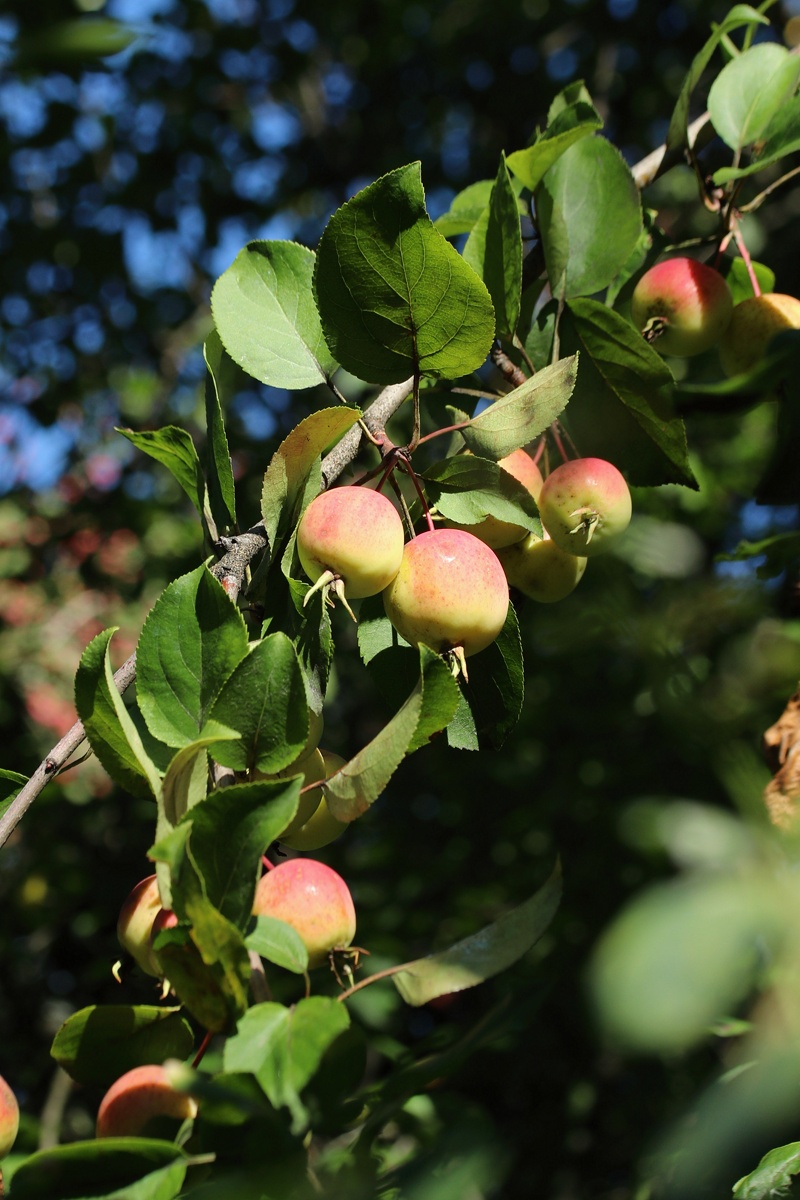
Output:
left=732, top=226, right=761, bottom=298
left=549, top=422, right=571, bottom=465
left=397, top=456, right=435, bottom=534
left=192, top=1030, right=213, bottom=1070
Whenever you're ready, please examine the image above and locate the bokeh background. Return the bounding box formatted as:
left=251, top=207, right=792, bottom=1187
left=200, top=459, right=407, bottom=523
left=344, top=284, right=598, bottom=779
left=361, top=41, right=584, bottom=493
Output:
left=3, top=1, right=800, bottom=1196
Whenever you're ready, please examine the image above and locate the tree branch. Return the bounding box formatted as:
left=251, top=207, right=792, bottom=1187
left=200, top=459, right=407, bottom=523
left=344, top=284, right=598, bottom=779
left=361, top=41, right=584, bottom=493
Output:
left=0, top=378, right=414, bottom=850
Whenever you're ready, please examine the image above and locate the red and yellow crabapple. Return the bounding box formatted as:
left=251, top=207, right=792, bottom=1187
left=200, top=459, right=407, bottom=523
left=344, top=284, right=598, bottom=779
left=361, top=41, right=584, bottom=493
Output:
left=96, top=1064, right=197, bottom=1138
left=0, top=1074, right=19, bottom=1158
left=718, top=292, right=800, bottom=376
left=448, top=448, right=544, bottom=549
left=297, top=485, right=405, bottom=619
left=497, top=532, right=587, bottom=602
left=281, top=751, right=349, bottom=850
left=252, top=858, right=356, bottom=969
left=117, top=875, right=164, bottom=978
left=538, top=458, right=631, bottom=557
left=631, top=257, right=733, bottom=357
left=382, top=528, right=509, bottom=675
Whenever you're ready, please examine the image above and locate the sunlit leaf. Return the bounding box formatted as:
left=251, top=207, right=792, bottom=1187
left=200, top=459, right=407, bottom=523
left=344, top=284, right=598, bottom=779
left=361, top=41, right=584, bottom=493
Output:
left=50, top=1005, right=194, bottom=1087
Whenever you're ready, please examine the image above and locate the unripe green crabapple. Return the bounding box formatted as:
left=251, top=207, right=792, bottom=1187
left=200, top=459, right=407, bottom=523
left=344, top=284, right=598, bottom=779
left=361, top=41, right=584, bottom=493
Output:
left=281, top=751, right=349, bottom=850
left=252, top=858, right=356, bottom=969
left=718, top=292, right=800, bottom=376
left=631, top=257, right=733, bottom=357
left=538, top=458, right=631, bottom=557
left=497, top=532, right=587, bottom=602
left=297, top=485, right=405, bottom=619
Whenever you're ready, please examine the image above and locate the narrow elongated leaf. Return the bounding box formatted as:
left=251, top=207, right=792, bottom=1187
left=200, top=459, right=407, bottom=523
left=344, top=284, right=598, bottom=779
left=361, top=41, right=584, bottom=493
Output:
left=75, top=629, right=161, bottom=800
left=223, top=998, right=350, bottom=1132
left=715, top=93, right=800, bottom=183
left=708, top=43, right=800, bottom=153
left=314, top=162, right=496, bottom=383
left=734, top=1142, right=800, bottom=1198
left=260, top=407, right=360, bottom=550
left=463, top=155, right=522, bottom=339
left=446, top=602, right=524, bottom=751
left=118, top=427, right=204, bottom=518
left=203, top=330, right=238, bottom=533
left=506, top=98, right=602, bottom=191
left=50, top=1005, right=194, bottom=1087
left=188, top=778, right=300, bottom=929
left=562, top=299, right=696, bottom=487
left=423, top=455, right=541, bottom=533
left=136, top=565, right=249, bottom=748
left=392, top=862, right=561, bottom=1006
left=537, top=137, right=642, bottom=298
left=461, top=356, right=577, bottom=459
left=0, top=769, right=28, bottom=815
left=211, top=240, right=337, bottom=388
left=207, top=634, right=308, bottom=773
left=246, top=915, right=309, bottom=975
left=7, top=1140, right=188, bottom=1200
left=666, top=5, right=769, bottom=153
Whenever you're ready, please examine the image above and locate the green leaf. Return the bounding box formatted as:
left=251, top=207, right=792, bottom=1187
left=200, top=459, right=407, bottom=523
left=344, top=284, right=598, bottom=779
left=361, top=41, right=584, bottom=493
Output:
left=188, top=779, right=300, bottom=928
left=724, top=257, right=776, bottom=305
left=708, top=43, right=800, bottom=154
left=463, top=156, right=522, bottom=339
left=536, top=136, right=642, bottom=299
left=50, top=1005, right=194, bottom=1087
left=733, top=1142, right=800, bottom=1198
left=207, top=634, right=308, bottom=773
left=203, top=330, right=238, bottom=533
left=136, top=565, right=249, bottom=748
left=445, top=602, right=524, bottom=751
left=210, top=240, right=337, bottom=389
left=589, top=873, right=780, bottom=1053
left=314, top=162, right=496, bottom=383
left=506, top=99, right=602, bottom=192
left=433, top=179, right=495, bottom=236
left=75, top=629, right=161, bottom=800
left=246, top=915, right=310, bottom=975
left=715, top=91, right=800, bottom=183
left=324, top=650, right=459, bottom=821
left=161, top=732, right=234, bottom=828
left=423, top=455, right=542, bottom=535
left=117, top=427, right=204, bottom=519
left=392, top=862, right=561, bottom=1006
left=461, top=357, right=577, bottom=460
left=716, top=532, right=800, bottom=580
left=18, top=18, right=139, bottom=63
left=0, top=769, right=27, bottom=814
left=260, top=407, right=361, bottom=550
left=562, top=298, right=697, bottom=487
left=7, top=1140, right=188, bottom=1200
left=223, top=998, right=350, bottom=1133
left=665, top=5, right=769, bottom=154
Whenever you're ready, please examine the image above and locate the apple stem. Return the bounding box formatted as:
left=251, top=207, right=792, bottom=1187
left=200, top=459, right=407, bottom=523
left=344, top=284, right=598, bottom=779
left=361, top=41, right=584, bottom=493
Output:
left=732, top=226, right=761, bottom=298
left=192, top=1030, right=213, bottom=1070
left=387, top=472, right=416, bottom=540
left=261, top=855, right=276, bottom=872
left=398, top=457, right=435, bottom=534
left=550, top=422, right=571, bottom=465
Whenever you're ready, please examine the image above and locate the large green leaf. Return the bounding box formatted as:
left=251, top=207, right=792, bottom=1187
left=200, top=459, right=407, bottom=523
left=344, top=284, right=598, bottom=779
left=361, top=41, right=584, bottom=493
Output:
left=117, top=427, right=205, bottom=520
left=7, top=1140, right=188, bottom=1200
left=445, top=602, right=524, bottom=751
left=210, top=240, right=337, bottom=388
left=461, top=356, right=577, bottom=460
left=188, top=778, right=300, bottom=929
left=245, top=916, right=310, bottom=975
left=203, top=330, right=238, bottom=534
left=734, top=1142, right=800, bottom=1198
left=462, top=155, right=522, bottom=339
left=506, top=89, right=602, bottom=192
left=423, top=455, right=542, bottom=534
left=392, top=862, right=561, bottom=1006
left=223, top=998, right=350, bottom=1133
left=136, top=565, right=249, bottom=748
left=207, top=634, right=308, bottom=773
left=665, top=5, right=769, bottom=154
left=561, top=299, right=696, bottom=487
left=714, top=91, right=800, bottom=184
left=74, top=629, right=161, bottom=800
left=50, top=1005, right=194, bottom=1087
left=260, top=407, right=361, bottom=551
left=708, top=42, right=800, bottom=154
left=536, top=136, right=642, bottom=299
left=314, top=162, right=496, bottom=383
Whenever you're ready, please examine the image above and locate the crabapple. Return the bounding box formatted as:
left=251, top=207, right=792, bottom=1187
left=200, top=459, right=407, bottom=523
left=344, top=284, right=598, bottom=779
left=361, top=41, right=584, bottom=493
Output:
left=447, top=448, right=544, bottom=549
left=281, top=751, right=349, bottom=850
left=259, top=747, right=326, bottom=839
left=117, top=875, right=164, bottom=978
left=538, top=458, right=631, bottom=557
left=252, top=858, right=356, bottom=969
left=297, top=485, right=405, bottom=619
left=0, top=1074, right=19, bottom=1158
left=497, top=532, right=587, bottom=602
left=382, top=528, right=509, bottom=672
left=631, top=257, right=733, bottom=357
left=718, top=292, right=800, bottom=376
left=96, top=1064, right=197, bottom=1138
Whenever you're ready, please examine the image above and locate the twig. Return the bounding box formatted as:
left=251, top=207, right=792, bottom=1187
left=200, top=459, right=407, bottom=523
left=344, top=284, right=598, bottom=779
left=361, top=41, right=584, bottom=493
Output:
left=38, top=1066, right=73, bottom=1150
left=0, top=379, right=415, bottom=850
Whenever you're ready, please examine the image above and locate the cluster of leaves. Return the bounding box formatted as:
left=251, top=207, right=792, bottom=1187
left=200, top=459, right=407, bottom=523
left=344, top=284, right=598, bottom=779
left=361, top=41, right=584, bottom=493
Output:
left=7, top=5, right=800, bottom=1198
